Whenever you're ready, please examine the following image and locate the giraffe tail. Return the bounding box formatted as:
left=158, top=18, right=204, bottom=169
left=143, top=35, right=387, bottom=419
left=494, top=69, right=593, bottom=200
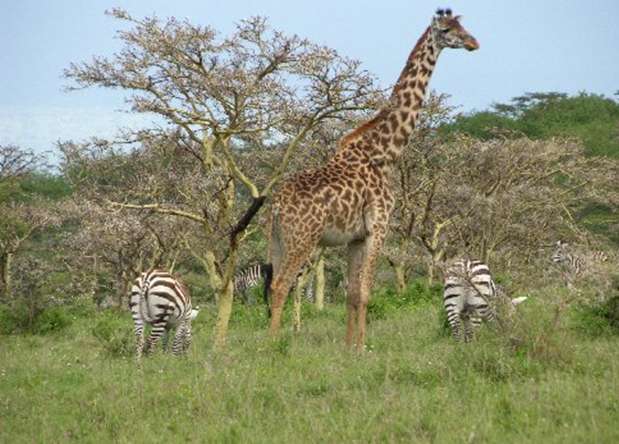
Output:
left=261, top=263, right=274, bottom=318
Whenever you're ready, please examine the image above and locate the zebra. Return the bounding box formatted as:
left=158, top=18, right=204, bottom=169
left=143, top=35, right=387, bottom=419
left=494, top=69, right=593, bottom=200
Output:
left=234, top=262, right=312, bottom=314
left=443, top=259, right=526, bottom=342
left=129, top=269, right=198, bottom=361
left=551, top=240, right=609, bottom=287
left=234, top=263, right=273, bottom=306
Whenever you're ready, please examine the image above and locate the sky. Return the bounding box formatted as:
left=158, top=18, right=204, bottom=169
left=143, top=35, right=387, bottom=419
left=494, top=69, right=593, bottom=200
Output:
left=2, top=0, right=618, bottom=154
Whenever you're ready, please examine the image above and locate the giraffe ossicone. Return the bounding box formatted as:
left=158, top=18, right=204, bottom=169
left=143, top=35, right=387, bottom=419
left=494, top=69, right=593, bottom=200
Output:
left=266, top=9, right=478, bottom=350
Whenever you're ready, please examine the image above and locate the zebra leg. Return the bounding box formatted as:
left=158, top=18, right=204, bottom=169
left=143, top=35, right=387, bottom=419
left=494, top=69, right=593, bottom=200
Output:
left=130, top=298, right=145, bottom=362
left=446, top=309, right=463, bottom=341
left=183, top=322, right=192, bottom=353
left=134, top=323, right=145, bottom=362
left=161, top=326, right=171, bottom=352
left=144, top=316, right=169, bottom=355
left=464, top=316, right=481, bottom=342
left=172, top=321, right=191, bottom=355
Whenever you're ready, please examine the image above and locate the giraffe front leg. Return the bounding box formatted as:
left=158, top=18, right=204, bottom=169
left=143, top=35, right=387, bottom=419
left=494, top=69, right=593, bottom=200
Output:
left=346, top=240, right=365, bottom=348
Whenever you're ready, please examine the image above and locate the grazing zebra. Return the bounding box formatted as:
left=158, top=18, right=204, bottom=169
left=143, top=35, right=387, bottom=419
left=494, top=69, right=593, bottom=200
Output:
left=551, top=240, right=609, bottom=286
left=234, top=263, right=273, bottom=305
left=234, top=262, right=313, bottom=315
left=443, top=259, right=526, bottom=342
left=129, top=269, right=198, bottom=361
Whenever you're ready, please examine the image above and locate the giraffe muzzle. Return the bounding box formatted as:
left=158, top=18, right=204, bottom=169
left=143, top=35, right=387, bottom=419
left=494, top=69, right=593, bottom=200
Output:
left=464, top=38, right=479, bottom=51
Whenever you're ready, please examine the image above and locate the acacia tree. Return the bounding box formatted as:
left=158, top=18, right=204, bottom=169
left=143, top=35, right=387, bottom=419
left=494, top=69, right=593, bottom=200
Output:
left=59, top=198, right=188, bottom=307
left=64, top=10, right=381, bottom=347
left=388, top=96, right=619, bottom=285
left=0, top=145, right=56, bottom=301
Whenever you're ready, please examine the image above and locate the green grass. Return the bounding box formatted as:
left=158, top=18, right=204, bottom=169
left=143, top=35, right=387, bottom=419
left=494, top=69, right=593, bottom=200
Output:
left=1, top=291, right=619, bottom=443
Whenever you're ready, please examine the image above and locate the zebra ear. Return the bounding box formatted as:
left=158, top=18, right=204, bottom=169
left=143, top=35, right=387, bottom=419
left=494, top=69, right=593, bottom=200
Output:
left=511, top=296, right=528, bottom=306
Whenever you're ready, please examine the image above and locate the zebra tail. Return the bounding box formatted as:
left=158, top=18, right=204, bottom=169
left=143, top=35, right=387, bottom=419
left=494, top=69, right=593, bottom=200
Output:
left=262, top=263, right=274, bottom=317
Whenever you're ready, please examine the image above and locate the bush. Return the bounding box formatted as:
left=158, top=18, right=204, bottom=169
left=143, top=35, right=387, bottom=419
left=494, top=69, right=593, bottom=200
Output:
left=368, top=280, right=441, bottom=321
left=0, top=304, right=19, bottom=334
left=572, top=295, right=619, bottom=337
left=91, top=310, right=134, bottom=357
left=32, top=306, right=73, bottom=335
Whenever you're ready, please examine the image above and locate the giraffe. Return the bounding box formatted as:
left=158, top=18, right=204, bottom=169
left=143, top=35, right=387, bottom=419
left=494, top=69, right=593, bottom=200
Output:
left=267, top=8, right=479, bottom=349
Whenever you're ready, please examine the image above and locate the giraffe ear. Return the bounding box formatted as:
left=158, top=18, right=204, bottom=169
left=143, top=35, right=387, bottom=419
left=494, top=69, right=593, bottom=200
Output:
left=454, top=15, right=463, bottom=21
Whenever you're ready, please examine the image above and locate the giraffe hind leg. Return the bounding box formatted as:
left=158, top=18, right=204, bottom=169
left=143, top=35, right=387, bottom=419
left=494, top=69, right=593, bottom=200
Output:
left=268, top=228, right=320, bottom=335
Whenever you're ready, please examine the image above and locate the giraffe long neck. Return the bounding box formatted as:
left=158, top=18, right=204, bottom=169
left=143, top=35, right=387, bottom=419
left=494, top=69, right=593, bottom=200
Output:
left=339, top=26, right=440, bottom=163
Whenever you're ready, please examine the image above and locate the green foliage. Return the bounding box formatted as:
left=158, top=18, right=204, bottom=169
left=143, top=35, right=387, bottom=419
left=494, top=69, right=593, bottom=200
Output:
left=368, top=279, right=441, bottom=321
left=91, top=310, right=134, bottom=357
left=446, top=92, right=619, bottom=157
left=0, top=305, right=19, bottom=334
left=31, top=306, right=74, bottom=335
left=17, top=173, right=72, bottom=201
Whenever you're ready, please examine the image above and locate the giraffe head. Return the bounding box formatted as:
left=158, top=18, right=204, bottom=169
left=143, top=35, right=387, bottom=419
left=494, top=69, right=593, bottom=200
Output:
left=432, top=8, right=479, bottom=51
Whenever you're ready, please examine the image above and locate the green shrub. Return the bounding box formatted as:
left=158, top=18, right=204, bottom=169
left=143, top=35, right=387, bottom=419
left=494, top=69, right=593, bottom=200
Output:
left=368, top=279, right=441, bottom=321
left=91, top=310, right=134, bottom=357
left=0, top=304, right=19, bottom=334
left=572, top=295, right=619, bottom=337
left=32, top=306, right=73, bottom=335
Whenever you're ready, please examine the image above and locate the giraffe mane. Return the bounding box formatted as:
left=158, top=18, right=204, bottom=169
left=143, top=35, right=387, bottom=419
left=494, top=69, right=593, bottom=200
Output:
left=338, top=26, right=432, bottom=150
left=338, top=110, right=387, bottom=149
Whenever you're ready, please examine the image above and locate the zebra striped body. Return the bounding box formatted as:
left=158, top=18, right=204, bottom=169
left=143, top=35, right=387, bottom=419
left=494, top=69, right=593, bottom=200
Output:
left=551, top=240, right=609, bottom=287
left=234, top=263, right=273, bottom=307
left=234, top=262, right=311, bottom=306
left=129, top=269, right=197, bottom=361
left=235, top=263, right=273, bottom=294
left=443, top=259, right=496, bottom=342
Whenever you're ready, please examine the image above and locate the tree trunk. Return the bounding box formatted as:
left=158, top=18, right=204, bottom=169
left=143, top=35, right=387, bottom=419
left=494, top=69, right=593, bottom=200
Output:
left=213, top=247, right=238, bottom=350
left=428, top=249, right=445, bottom=285
left=2, top=252, right=13, bottom=300
left=314, top=256, right=325, bottom=310
left=292, top=271, right=310, bottom=332
left=213, top=278, right=235, bottom=350
left=393, top=263, right=407, bottom=295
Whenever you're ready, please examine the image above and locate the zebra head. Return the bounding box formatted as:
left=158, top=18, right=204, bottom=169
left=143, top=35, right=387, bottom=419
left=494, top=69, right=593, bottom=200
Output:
left=551, top=240, right=570, bottom=264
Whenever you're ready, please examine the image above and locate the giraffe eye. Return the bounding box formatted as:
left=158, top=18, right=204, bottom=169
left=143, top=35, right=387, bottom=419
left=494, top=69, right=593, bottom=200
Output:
left=440, top=28, right=450, bottom=34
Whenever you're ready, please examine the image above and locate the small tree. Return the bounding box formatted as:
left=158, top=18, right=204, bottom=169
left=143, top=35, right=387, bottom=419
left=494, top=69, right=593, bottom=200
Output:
left=63, top=10, right=382, bottom=348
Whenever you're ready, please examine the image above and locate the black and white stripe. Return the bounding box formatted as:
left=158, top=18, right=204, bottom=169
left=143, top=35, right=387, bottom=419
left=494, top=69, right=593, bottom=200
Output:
left=551, top=240, right=609, bottom=283
left=234, top=263, right=273, bottom=306
left=129, top=269, right=198, bottom=361
left=443, top=259, right=526, bottom=342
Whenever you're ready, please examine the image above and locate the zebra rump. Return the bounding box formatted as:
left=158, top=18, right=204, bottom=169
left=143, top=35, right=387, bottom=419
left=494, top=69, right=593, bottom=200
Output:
left=443, top=259, right=526, bottom=342
left=129, top=269, right=197, bottom=360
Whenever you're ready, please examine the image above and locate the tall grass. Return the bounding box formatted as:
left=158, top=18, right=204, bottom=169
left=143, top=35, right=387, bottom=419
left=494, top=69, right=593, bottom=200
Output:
left=1, top=285, right=618, bottom=443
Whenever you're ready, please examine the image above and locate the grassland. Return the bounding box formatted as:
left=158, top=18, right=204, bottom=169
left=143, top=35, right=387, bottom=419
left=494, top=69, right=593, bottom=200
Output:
left=1, top=289, right=618, bottom=443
